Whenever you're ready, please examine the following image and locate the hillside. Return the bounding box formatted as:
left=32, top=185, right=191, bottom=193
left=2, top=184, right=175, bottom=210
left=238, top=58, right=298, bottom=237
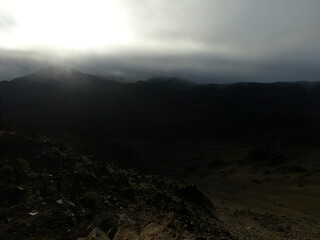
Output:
left=0, top=131, right=233, bottom=240
left=1, top=67, right=320, bottom=141
left=1, top=67, right=320, bottom=239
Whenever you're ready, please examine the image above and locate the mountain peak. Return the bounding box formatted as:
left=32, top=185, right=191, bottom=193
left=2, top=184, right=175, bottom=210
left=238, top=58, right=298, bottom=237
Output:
left=29, top=66, right=87, bottom=80
left=11, top=66, right=101, bottom=86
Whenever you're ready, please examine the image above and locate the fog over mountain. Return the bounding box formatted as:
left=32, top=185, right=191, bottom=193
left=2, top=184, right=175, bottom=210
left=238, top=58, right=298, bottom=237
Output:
left=1, top=0, right=320, bottom=82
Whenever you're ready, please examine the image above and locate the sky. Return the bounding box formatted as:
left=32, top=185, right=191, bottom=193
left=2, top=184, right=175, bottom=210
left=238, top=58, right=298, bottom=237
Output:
left=0, top=0, right=320, bottom=82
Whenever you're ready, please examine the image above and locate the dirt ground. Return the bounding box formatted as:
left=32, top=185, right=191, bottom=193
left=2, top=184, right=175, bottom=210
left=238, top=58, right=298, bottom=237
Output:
left=144, top=139, right=320, bottom=240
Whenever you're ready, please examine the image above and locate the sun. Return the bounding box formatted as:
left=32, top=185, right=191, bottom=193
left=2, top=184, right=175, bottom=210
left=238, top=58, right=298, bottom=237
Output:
left=1, top=0, right=133, bottom=51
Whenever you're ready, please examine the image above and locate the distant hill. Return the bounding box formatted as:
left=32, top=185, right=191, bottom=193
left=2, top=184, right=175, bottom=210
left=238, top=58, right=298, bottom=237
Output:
left=1, top=67, right=320, bottom=141
left=138, top=76, right=198, bottom=89
left=10, top=66, right=120, bottom=89
left=14, top=66, right=93, bottom=83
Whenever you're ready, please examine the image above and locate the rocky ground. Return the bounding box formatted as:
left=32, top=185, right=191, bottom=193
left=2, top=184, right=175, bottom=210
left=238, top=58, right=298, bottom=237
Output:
left=0, top=131, right=234, bottom=240
left=152, top=139, right=320, bottom=240
left=2, top=131, right=320, bottom=240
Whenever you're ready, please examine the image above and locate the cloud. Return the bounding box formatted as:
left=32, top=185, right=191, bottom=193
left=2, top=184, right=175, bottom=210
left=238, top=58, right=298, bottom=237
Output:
left=125, top=0, right=320, bottom=57
left=0, top=15, right=15, bottom=30
left=0, top=0, right=320, bottom=82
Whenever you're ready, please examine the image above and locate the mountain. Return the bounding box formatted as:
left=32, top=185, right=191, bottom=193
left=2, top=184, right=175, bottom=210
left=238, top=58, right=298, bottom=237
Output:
left=14, top=66, right=93, bottom=82
left=9, top=66, right=121, bottom=89
left=1, top=67, right=320, bottom=141
left=1, top=67, right=320, bottom=240
left=138, top=76, right=198, bottom=89
left=0, top=67, right=125, bottom=133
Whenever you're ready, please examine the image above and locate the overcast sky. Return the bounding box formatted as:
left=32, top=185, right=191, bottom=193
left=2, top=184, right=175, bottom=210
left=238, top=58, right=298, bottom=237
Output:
left=0, top=0, right=320, bottom=82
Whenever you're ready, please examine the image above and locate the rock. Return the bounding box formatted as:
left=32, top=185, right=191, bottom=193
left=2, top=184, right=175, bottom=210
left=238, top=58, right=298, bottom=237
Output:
left=177, top=185, right=213, bottom=208
left=29, top=211, right=38, bottom=216
left=112, top=225, right=140, bottom=240
left=112, top=215, right=140, bottom=240
left=118, top=214, right=135, bottom=226
left=78, top=227, right=110, bottom=240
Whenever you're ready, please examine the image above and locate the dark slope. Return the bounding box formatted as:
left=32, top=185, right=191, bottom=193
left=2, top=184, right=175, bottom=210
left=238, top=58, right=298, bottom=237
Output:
left=8, top=66, right=121, bottom=92
left=13, top=66, right=97, bottom=83
left=137, top=76, right=198, bottom=89
left=0, top=67, right=123, bottom=133
left=0, top=131, right=232, bottom=240
left=1, top=67, right=320, bottom=141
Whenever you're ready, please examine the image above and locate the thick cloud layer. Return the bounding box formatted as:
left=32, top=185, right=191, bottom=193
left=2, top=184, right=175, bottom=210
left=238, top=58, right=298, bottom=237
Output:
left=0, top=0, right=320, bottom=82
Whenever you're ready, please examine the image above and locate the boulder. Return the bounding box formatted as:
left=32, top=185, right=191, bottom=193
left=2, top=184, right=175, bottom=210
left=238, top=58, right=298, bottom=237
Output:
left=78, top=227, right=110, bottom=240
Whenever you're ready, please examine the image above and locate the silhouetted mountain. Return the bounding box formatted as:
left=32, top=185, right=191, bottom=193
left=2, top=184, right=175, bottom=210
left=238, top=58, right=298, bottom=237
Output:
left=138, top=76, right=198, bottom=89
left=0, top=100, right=3, bottom=130
left=1, top=67, right=320, bottom=141
left=11, top=66, right=120, bottom=89
left=15, top=66, right=91, bottom=82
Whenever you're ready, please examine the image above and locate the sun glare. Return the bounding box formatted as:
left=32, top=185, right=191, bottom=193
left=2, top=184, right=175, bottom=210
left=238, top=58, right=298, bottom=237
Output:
left=1, top=0, right=133, bottom=51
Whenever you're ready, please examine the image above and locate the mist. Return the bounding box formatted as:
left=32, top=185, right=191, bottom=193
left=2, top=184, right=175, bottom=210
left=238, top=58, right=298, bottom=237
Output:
left=1, top=0, right=320, bottom=82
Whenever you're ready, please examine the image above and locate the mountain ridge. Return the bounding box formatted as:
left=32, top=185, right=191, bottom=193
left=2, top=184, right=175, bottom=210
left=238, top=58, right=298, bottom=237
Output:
left=1, top=66, right=320, bottom=141
left=4, top=66, right=320, bottom=87
left=11, top=66, right=108, bottom=85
